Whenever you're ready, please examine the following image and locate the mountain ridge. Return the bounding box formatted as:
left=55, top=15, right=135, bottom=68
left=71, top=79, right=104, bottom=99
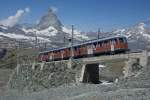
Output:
left=0, top=9, right=89, bottom=49
left=86, top=22, right=150, bottom=50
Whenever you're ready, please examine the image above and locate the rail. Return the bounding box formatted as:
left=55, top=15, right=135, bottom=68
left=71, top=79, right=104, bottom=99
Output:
left=19, top=50, right=148, bottom=66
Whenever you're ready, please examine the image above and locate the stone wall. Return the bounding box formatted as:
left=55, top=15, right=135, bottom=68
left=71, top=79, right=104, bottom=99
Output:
left=123, top=58, right=143, bottom=78
left=8, top=60, right=83, bottom=92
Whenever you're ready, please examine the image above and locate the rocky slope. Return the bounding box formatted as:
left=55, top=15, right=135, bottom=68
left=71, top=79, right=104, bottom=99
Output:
left=1, top=59, right=150, bottom=100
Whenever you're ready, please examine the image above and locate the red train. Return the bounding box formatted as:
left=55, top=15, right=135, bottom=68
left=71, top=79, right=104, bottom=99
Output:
left=38, top=36, right=128, bottom=62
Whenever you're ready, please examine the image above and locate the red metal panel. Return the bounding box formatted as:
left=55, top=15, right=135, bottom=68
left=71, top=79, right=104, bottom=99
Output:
left=74, top=49, right=78, bottom=57
left=81, top=46, right=87, bottom=55
left=65, top=49, right=70, bottom=58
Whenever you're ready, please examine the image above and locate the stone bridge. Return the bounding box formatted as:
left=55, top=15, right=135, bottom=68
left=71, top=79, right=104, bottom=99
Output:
left=22, top=50, right=149, bottom=84
left=79, top=50, right=148, bottom=83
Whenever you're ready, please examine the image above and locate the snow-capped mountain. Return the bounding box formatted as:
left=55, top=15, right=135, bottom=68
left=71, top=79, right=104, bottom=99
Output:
left=86, top=22, right=150, bottom=50
left=113, top=23, right=150, bottom=39
left=113, top=22, right=150, bottom=50
left=37, top=9, right=62, bottom=31
left=0, top=8, right=89, bottom=49
left=1, top=7, right=150, bottom=50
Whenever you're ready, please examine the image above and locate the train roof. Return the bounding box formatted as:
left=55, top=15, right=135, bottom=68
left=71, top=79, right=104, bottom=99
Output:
left=39, top=36, right=126, bottom=54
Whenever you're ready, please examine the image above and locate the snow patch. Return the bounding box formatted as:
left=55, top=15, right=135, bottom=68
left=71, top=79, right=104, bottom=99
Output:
left=62, top=26, right=80, bottom=35
left=0, top=25, right=8, bottom=30
left=137, top=23, right=145, bottom=31
left=100, top=80, right=113, bottom=85
left=142, top=33, right=150, bottom=40
left=99, top=64, right=106, bottom=68
left=113, top=29, right=126, bottom=34
left=22, top=26, right=58, bottom=36
left=62, top=26, right=89, bottom=40
left=0, top=32, right=51, bottom=42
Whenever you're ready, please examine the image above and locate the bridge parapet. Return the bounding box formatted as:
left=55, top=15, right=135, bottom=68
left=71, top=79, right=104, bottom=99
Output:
left=81, top=50, right=148, bottom=66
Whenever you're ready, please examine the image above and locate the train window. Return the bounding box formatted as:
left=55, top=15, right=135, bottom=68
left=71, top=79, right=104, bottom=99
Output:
left=44, top=53, right=47, bottom=55
left=104, top=41, right=106, bottom=44
left=114, top=39, right=117, bottom=44
left=104, top=41, right=108, bottom=46
left=111, top=39, right=117, bottom=44
left=91, top=44, right=95, bottom=48
left=74, top=47, right=77, bottom=51
left=106, top=41, right=109, bottom=45
left=98, top=42, right=102, bottom=47
left=101, top=42, right=104, bottom=46
left=78, top=46, right=81, bottom=50
left=110, top=40, right=113, bottom=44
left=96, top=43, right=99, bottom=48
left=104, top=41, right=106, bottom=46
left=61, top=50, right=64, bottom=54
left=119, top=38, right=124, bottom=43
left=111, top=40, right=114, bottom=44
left=123, top=38, right=127, bottom=43
left=94, top=43, right=97, bottom=48
left=107, top=41, right=109, bottom=45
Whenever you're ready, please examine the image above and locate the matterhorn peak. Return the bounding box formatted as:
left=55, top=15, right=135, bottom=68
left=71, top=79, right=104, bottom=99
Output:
left=37, top=8, right=62, bottom=31
left=48, top=7, right=57, bottom=14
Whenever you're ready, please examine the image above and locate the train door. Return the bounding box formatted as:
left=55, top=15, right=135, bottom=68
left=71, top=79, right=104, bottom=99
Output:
left=87, top=44, right=94, bottom=55
left=74, top=47, right=78, bottom=58
left=61, top=50, right=64, bottom=59
left=111, top=38, right=117, bottom=50
left=49, top=53, right=52, bottom=60
left=110, top=40, right=115, bottom=52
left=49, top=52, right=53, bottom=61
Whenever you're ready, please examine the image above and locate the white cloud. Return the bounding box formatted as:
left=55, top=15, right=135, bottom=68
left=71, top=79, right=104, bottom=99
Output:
left=50, top=6, right=58, bottom=13
left=0, top=8, right=30, bottom=27
left=25, top=7, right=30, bottom=13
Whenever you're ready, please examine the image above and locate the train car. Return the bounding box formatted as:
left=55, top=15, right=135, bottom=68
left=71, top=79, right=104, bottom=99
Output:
left=38, top=36, right=128, bottom=62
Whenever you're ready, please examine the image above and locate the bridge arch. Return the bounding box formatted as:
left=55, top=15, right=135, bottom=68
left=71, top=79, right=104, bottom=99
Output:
left=80, top=63, right=100, bottom=84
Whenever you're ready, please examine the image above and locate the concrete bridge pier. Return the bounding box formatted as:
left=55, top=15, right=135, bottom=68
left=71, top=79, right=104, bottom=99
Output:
left=79, top=64, right=86, bottom=82
left=139, top=50, right=148, bottom=67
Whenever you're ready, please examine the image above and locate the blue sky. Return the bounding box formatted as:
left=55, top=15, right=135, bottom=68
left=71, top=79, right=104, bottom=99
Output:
left=0, top=0, right=150, bottom=32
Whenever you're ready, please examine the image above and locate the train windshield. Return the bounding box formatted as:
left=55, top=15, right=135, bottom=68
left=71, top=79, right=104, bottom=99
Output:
left=119, top=38, right=127, bottom=43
